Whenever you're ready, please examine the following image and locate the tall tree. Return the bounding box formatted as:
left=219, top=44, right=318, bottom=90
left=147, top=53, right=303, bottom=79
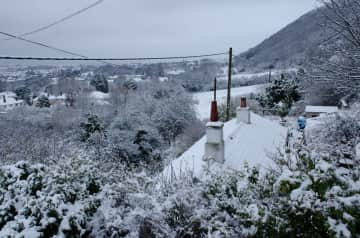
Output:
left=310, top=0, right=360, bottom=101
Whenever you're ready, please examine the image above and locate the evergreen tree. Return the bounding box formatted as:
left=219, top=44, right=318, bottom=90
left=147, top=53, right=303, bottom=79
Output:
left=90, top=74, right=109, bottom=93
left=258, top=73, right=301, bottom=117
left=80, top=114, right=106, bottom=142
left=14, top=86, right=32, bottom=105
left=36, top=95, right=51, bottom=108
left=0, top=80, right=6, bottom=92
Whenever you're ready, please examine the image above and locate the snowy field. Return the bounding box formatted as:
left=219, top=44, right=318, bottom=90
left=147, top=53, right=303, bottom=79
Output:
left=217, top=68, right=298, bottom=81
left=193, top=84, right=265, bottom=120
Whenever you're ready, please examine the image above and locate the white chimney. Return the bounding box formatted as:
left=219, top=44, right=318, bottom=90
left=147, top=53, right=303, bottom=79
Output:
left=237, top=97, right=251, bottom=124
left=203, top=78, right=225, bottom=165
left=203, top=121, right=225, bottom=164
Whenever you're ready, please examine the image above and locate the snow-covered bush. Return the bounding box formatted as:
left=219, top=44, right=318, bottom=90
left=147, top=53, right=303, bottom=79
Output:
left=0, top=159, right=103, bottom=237
left=90, top=74, right=109, bottom=93
left=36, top=95, right=51, bottom=108
left=257, top=73, right=301, bottom=117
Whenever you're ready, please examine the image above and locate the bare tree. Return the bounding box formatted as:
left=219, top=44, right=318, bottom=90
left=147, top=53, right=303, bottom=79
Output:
left=308, top=0, right=360, bottom=103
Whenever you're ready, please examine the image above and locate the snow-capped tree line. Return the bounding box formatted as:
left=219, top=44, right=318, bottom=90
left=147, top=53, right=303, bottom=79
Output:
left=0, top=79, right=203, bottom=169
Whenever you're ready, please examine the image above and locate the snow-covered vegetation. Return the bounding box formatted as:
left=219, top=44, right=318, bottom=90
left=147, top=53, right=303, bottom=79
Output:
left=1, top=0, right=360, bottom=237
left=0, top=105, right=359, bottom=237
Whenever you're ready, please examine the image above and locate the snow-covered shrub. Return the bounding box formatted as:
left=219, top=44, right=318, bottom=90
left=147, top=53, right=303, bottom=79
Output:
left=90, top=74, right=109, bottom=93
left=257, top=73, right=301, bottom=117
left=0, top=159, right=104, bottom=237
left=218, top=97, right=238, bottom=122
left=36, top=95, right=51, bottom=108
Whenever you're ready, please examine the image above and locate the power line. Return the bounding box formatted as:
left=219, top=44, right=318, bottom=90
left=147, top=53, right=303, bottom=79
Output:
left=0, top=30, right=118, bottom=66
left=3, top=0, right=105, bottom=40
left=0, top=52, right=227, bottom=61
left=0, top=31, right=228, bottom=64
left=0, top=31, right=88, bottom=58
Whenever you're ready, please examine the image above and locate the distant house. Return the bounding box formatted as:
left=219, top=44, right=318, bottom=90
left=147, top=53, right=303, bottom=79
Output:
left=0, top=91, right=25, bottom=112
left=305, top=105, right=339, bottom=118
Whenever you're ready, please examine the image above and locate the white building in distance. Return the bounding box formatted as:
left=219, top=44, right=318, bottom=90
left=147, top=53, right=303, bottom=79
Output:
left=0, top=92, right=25, bottom=112
left=305, top=105, right=339, bottom=118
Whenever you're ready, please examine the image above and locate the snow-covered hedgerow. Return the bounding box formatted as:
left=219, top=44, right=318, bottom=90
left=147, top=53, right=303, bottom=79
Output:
left=0, top=157, right=171, bottom=238
left=0, top=159, right=104, bottom=237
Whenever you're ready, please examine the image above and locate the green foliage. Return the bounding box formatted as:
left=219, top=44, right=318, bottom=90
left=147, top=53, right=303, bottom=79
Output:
left=257, top=73, right=301, bottom=117
left=41, top=209, right=62, bottom=238
left=87, top=178, right=100, bottom=195
left=14, top=86, right=32, bottom=105
left=0, top=204, right=17, bottom=230
left=278, top=180, right=301, bottom=195
left=36, top=95, right=51, bottom=108
left=218, top=100, right=237, bottom=122
left=79, top=114, right=106, bottom=142
left=165, top=201, right=192, bottom=229
left=0, top=160, right=103, bottom=237
left=256, top=207, right=335, bottom=238
left=90, top=74, right=109, bottom=93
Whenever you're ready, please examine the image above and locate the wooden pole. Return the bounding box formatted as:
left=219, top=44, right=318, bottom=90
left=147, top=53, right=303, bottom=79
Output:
left=226, top=47, right=233, bottom=121
left=268, top=66, right=272, bottom=83
left=213, top=77, right=217, bottom=101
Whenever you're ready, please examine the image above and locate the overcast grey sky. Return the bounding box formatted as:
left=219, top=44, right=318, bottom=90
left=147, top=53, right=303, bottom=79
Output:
left=0, top=0, right=317, bottom=59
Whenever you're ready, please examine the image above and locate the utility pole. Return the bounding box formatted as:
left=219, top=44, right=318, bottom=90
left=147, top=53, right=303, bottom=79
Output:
left=213, top=77, right=217, bottom=101
left=268, top=64, right=274, bottom=83
left=226, top=47, right=233, bottom=121
left=268, top=66, right=272, bottom=83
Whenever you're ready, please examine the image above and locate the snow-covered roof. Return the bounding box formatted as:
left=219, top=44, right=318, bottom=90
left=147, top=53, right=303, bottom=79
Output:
left=305, top=106, right=339, bottom=114
left=163, top=113, right=287, bottom=178
left=35, top=93, right=66, bottom=101
left=0, top=91, right=16, bottom=98
left=0, top=91, right=23, bottom=106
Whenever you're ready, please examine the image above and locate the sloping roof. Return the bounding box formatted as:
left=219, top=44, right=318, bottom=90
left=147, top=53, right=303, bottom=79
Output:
left=305, top=106, right=338, bottom=114
left=163, top=113, right=287, bottom=178
left=0, top=92, right=23, bottom=106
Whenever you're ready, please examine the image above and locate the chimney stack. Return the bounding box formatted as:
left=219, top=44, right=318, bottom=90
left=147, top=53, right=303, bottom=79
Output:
left=240, top=97, right=247, bottom=108
left=237, top=96, right=251, bottom=124
left=210, top=101, right=219, bottom=122
left=203, top=78, right=225, bottom=165
left=2, top=95, right=6, bottom=103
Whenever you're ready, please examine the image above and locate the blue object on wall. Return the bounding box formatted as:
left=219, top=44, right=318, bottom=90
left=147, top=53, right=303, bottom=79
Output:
left=297, top=116, right=306, bottom=130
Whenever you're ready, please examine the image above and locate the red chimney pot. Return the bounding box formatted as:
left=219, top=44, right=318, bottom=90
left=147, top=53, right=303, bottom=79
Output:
left=210, top=101, right=219, bottom=122
left=240, top=97, right=247, bottom=108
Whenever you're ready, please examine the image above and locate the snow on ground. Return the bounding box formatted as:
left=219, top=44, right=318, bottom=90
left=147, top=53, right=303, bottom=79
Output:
left=90, top=91, right=110, bottom=100
left=89, top=91, right=110, bottom=105
left=305, top=105, right=339, bottom=114
left=217, top=68, right=298, bottom=81
left=166, top=69, right=185, bottom=75
left=163, top=113, right=287, bottom=178
left=193, top=85, right=265, bottom=120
